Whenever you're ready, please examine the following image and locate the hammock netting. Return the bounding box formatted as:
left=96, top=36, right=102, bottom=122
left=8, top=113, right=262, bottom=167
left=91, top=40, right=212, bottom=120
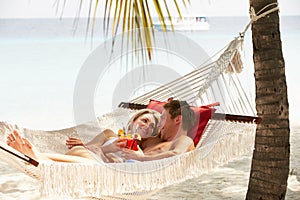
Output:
left=0, top=35, right=259, bottom=199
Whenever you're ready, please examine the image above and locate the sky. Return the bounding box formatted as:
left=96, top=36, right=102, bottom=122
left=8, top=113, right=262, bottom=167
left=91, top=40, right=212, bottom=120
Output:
left=0, top=0, right=299, bottom=18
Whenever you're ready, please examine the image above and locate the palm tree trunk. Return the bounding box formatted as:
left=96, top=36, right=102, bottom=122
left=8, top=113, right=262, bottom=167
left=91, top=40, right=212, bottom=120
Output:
left=246, top=0, right=290, bottom=199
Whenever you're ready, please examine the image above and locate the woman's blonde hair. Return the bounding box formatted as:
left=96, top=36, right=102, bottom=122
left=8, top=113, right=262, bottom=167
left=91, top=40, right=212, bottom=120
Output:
left=126, top=109, right=161, bottom=136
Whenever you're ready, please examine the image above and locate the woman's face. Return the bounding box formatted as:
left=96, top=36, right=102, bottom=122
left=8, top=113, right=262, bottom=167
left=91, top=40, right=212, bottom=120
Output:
left=131, top=113, right=156, bottom=138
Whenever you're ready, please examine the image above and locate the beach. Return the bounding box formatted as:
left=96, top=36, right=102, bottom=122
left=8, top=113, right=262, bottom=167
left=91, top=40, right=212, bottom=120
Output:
left=0, top=16, right=300, bottom=199
left=151, top=127, right=300, bottom=200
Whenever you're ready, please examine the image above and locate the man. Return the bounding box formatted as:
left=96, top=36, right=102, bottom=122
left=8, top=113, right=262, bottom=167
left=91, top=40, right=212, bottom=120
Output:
left=123, top=99, right=196, bottom=161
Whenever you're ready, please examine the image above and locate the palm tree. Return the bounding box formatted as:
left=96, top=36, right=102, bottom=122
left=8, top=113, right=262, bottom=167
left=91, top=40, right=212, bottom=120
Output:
left=246, top=0, right=290, bottom=199
left=65, top=0, right=290, bottom=198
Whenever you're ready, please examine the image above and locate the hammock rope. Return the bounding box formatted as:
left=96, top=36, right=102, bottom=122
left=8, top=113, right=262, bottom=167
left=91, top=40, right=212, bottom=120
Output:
left=128, top=35, right=255, bottom=118
left=241, top=3, right=280, bottom=38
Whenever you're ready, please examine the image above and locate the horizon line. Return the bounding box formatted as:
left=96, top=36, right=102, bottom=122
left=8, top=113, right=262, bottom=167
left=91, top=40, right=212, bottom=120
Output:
left=0, top=14, right=299, bottom=20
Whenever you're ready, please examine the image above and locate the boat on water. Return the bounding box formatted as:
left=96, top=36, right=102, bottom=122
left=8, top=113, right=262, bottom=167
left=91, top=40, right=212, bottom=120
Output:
left=153, top=15, right=210, bottom=31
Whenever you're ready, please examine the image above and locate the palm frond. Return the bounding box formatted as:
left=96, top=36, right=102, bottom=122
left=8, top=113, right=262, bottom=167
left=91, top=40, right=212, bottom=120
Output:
left=103, top=0, right=114, bottom=37
left=163, top=0, right=174, bottom=30
left=58, top=0, right=190, bottom=61
left=153, top=0, right=167, bottom=30
left=91, top=0, right=99, bottom=29
left=174, top=0, right=183, bottom=20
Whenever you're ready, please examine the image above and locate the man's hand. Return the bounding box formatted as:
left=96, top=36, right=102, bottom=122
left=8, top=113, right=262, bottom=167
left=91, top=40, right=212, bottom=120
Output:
left=121, top=146, right=144, bottom=161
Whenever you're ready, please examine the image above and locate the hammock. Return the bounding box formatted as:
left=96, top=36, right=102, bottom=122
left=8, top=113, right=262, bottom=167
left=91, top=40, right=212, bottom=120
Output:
left=0, top=34, right=260, bottom=199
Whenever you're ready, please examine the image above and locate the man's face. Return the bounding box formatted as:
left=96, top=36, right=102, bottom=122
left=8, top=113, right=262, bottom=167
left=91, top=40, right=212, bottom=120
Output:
left=159, top=108, right=179, bottom=141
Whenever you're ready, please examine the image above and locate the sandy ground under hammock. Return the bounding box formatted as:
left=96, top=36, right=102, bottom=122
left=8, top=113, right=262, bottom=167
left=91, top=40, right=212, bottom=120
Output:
left=0, top=128, right=299, bottom=200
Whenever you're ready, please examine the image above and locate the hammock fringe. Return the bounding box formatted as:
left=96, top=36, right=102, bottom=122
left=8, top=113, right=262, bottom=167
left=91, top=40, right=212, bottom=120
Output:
left=36, top=120, right=256, bottom=198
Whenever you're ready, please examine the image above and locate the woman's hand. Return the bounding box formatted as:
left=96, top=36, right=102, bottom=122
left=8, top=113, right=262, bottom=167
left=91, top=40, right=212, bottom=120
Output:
left=66, top=137, right=85, bottom=149
left=101, top=140, right=122, bottom=154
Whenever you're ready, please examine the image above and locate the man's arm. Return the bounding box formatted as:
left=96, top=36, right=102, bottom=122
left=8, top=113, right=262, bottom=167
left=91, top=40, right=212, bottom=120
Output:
left=123, top=136, right=194, bottom=161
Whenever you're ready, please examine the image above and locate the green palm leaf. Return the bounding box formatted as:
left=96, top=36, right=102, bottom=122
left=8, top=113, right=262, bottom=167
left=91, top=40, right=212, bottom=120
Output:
left=60, top=0, right=190, bottom=60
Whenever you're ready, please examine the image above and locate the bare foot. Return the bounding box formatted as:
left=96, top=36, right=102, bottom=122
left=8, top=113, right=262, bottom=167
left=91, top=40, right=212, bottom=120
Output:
left=6, top=130, right=38, bottom=160
left=6, top=130, right=23, bottom=153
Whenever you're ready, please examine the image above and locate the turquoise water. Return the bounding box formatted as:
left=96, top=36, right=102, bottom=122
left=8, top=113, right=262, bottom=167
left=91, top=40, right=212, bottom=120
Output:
left=0, top=16, right=299, bottom=199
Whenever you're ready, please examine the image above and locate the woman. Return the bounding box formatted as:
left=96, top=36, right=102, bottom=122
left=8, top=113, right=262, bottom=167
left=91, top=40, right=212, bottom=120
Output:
left=6, top=109, right=161, bottom=163
left=65, top=109, right=161, bottom=162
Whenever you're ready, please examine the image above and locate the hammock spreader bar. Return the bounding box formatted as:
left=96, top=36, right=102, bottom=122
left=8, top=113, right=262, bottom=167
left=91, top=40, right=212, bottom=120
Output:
left=118, top=102, right=262, bottom=124
left=118, top=102, right=147, bottom=110
left=0, top=145, right=39, bottom=167
left=212, top=113, right=261, bottom=124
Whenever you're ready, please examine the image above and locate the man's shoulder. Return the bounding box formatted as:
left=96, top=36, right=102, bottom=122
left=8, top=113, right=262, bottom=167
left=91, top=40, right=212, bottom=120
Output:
left=176, top=135, right=193, bottom=142
left=171, top=135, right=195, bottom=152
left=172, top=135, right=194, bottom=146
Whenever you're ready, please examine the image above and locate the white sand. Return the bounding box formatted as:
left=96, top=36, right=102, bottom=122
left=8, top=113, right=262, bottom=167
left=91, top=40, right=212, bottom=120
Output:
left=0, top=153, right=299, bottom=199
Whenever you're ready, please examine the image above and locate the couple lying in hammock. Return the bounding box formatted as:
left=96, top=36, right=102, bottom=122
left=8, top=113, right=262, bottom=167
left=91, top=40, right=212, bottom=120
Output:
left=6, top=99, right=196, bottom=163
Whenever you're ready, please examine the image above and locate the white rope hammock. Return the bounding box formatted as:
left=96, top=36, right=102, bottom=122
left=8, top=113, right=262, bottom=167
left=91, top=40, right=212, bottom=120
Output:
left=0, top=4, right=279, bottom=198
left=0, top=113, right=257, bottom=199
left=0, top=37, right=257, bottom=198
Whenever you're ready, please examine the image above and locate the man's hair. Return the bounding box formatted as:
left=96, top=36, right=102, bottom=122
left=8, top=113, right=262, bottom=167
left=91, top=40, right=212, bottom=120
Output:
left=163, top=100, right=195, bottom=131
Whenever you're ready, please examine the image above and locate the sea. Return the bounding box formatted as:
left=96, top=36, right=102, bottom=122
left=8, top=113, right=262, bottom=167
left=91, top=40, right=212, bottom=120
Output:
left=0, top=16, right=299, bottom=199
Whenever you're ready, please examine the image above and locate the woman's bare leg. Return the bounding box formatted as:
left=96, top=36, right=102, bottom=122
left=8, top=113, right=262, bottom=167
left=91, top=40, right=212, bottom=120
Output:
left=43, top=151, right=99, bottom=163
left=6, top=130, right=41, bottom=160
left=6, top=130, right=99, bottom=163
left=64, top=146, right=107, bottom=162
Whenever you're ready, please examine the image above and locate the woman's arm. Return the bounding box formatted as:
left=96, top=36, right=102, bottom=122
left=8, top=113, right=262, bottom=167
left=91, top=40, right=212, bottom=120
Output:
left=66, top=129, right=117, bottom=149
